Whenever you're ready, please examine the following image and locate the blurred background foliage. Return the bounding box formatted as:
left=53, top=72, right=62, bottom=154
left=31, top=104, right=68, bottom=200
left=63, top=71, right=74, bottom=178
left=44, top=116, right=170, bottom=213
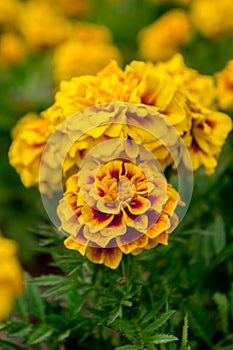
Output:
left=0, top=0, right=233, bottom=349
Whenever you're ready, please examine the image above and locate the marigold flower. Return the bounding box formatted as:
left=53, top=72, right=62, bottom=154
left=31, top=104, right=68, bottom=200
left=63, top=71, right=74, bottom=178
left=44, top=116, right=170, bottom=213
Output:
left=216, top=60, right=233, bottom=111
left=58, top=157, right=181, bottom=269
left=0, top=233, right=25, bottom=322
left=40, top=0, right=92, bottom=18
left=0, top=33, right=27, bottom=68
left=156, top=54, right=217, bottom=109
left=9, top=58, right=232, bottom=191
left=8, top=113, right=49, bottom=187
left=183, top=101, right=232, bottom=175
left=191, top=0, right=233, bottom=38
left=52, top=22, right=122, bottom=82
left=138, top=9, right=192, bottom=61
left=17, top=1, right=71, bottom=51
left=0, top=0, right=22, bottom=31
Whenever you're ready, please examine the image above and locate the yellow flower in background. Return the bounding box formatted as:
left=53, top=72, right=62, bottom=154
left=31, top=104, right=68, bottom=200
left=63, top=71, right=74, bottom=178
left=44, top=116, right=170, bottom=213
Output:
left=156, top=54, right=217, bottom=109
left=148, top=0, right=190, bottom=5
left=216, top=60, right=233, bottom=111
left=138, top=9, right=192, bottom=61
left=183, top=101, right=232, bottom=175
left=0, top=0, right=22, bottom=31
left=59, top=158, right=180, bottom=269
left=8, top=113, right=49, bottom=188
left=0, top=233, right=25, bottom=322
left=0, top=33, right=27, bottom=68
left=191, top=0, right=233, bottom=38
left=52, top=22, right=122, bottom=83
left=17, top=0, right=71, bottom=51
left=40, top=0, right=92, bottom=18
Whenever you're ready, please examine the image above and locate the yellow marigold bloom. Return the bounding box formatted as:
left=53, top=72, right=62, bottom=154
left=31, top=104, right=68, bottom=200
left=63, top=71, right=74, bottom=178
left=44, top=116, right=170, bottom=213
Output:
left=138, top=9, right=192, bottom=61
left=191, top=0, right=233, bottom=38
left=0, top=233, right=25, bottom=322
left=8, top=113, right=49, bottom=187
left=52, top=22, right=122, bottom=82
left=17, top=0, right=71, bottom=51
left=40, top=0, right=92, bottom=18
left=59, top=158, right=180, bottom=269
left=0, top=0, right=22, bottom=31
left=183, top=101, right=232, bottom=175
left=148, top=0, right=190, bottom=5
left=0, top=33, right=27, bottom=68
left=156, top=54, right=217, bottom=109
left=43, top=61, right=188, bottom=184
left=216, top=60, right=233, bottom=111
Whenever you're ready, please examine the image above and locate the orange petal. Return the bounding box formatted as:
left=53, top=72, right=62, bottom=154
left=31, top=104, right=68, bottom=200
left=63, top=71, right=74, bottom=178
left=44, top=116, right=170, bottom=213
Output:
left=127, top=196, right=150, bottom=215
left=64, top=233, right=88, bottom=256
left=158, top=232, right=169, bottom=245
left=146, top=212, right=170, bottom=238
left=116, top=229, right=148, bottom=254
left=81, top=205, right=114, bottom=228
left=85, top=246, right=122, bottom=269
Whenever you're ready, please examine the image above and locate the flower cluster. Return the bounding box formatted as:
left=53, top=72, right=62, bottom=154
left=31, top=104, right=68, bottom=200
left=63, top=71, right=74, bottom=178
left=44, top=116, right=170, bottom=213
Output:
left=9, top=56, right=232, bottom=268
left=138, top=9, right=192, bottom=61
left=0, top=233, right=25, bottom=322
left=0, top=0, right=119, bottom=72
left=9, top=57, right=232, bottom=187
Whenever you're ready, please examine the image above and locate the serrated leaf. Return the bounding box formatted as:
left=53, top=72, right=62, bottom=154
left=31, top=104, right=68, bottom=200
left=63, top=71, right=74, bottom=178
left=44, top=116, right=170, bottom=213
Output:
left=146, top=334, right=179, bottom=344
left=114, top=346, right=142, bottom=350
left=213, top=292, right=229, bottom=334
left=107, top=306, right=122, bottom=325
left=26, top=275, right=46, bottom=322
left=180, top=314, right=189, bottom=350
left=0, top=340, right=25, bottom=350
left=187, top=301, right=213, bottom=347
left=30, top=274, right=66, bottom=286
left=25, top=325, right=54, bottom=345
left=42, top=282, right=72, bottom=298
left=143, top=310, right=176, bottom=334
left=113, top=319, right=137, bottom=341
left=14, top=295, right=29, bottom=322
left=57, top=329, right=71, bottom=342
left=205, top=242, right=233, bottom=274
left=8, top=324, right=32, bottom=338
left=212, top=215, right=226, bottom=254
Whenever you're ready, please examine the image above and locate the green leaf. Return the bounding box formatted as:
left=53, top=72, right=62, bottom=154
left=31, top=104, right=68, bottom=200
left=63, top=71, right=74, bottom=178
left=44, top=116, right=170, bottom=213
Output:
left=14, top=294, right=29, bottom=322
left=213, top=292, right=229, bottom=334
left=26, top=275, right=46, bottom=322
left=0, top=340, right=26, bottom=350
left=107, top=305, right=122, bottom=325
left=57, top=329, right=71, bottom=342
left=25, top=325, right=54, bottom=345
left=114, top=346, right=142, bottom=350
left=113, top=319, right=137, bottom=341
left=143, top=310, right=176, bottom=334
left=8, top=324, right=32, bottom=338
left=187, top=301, right=214, bottom=347
left=30, top=274, right=66, bottom=286
left=205, top=243, right=233, bottom=274
left=146, top=334, right=179, bottom=344
left=42, top=282, right=72, bottom=298
left=212, top=215, right=226, bottom=254
left=180, top=314, right=189, bottom=350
